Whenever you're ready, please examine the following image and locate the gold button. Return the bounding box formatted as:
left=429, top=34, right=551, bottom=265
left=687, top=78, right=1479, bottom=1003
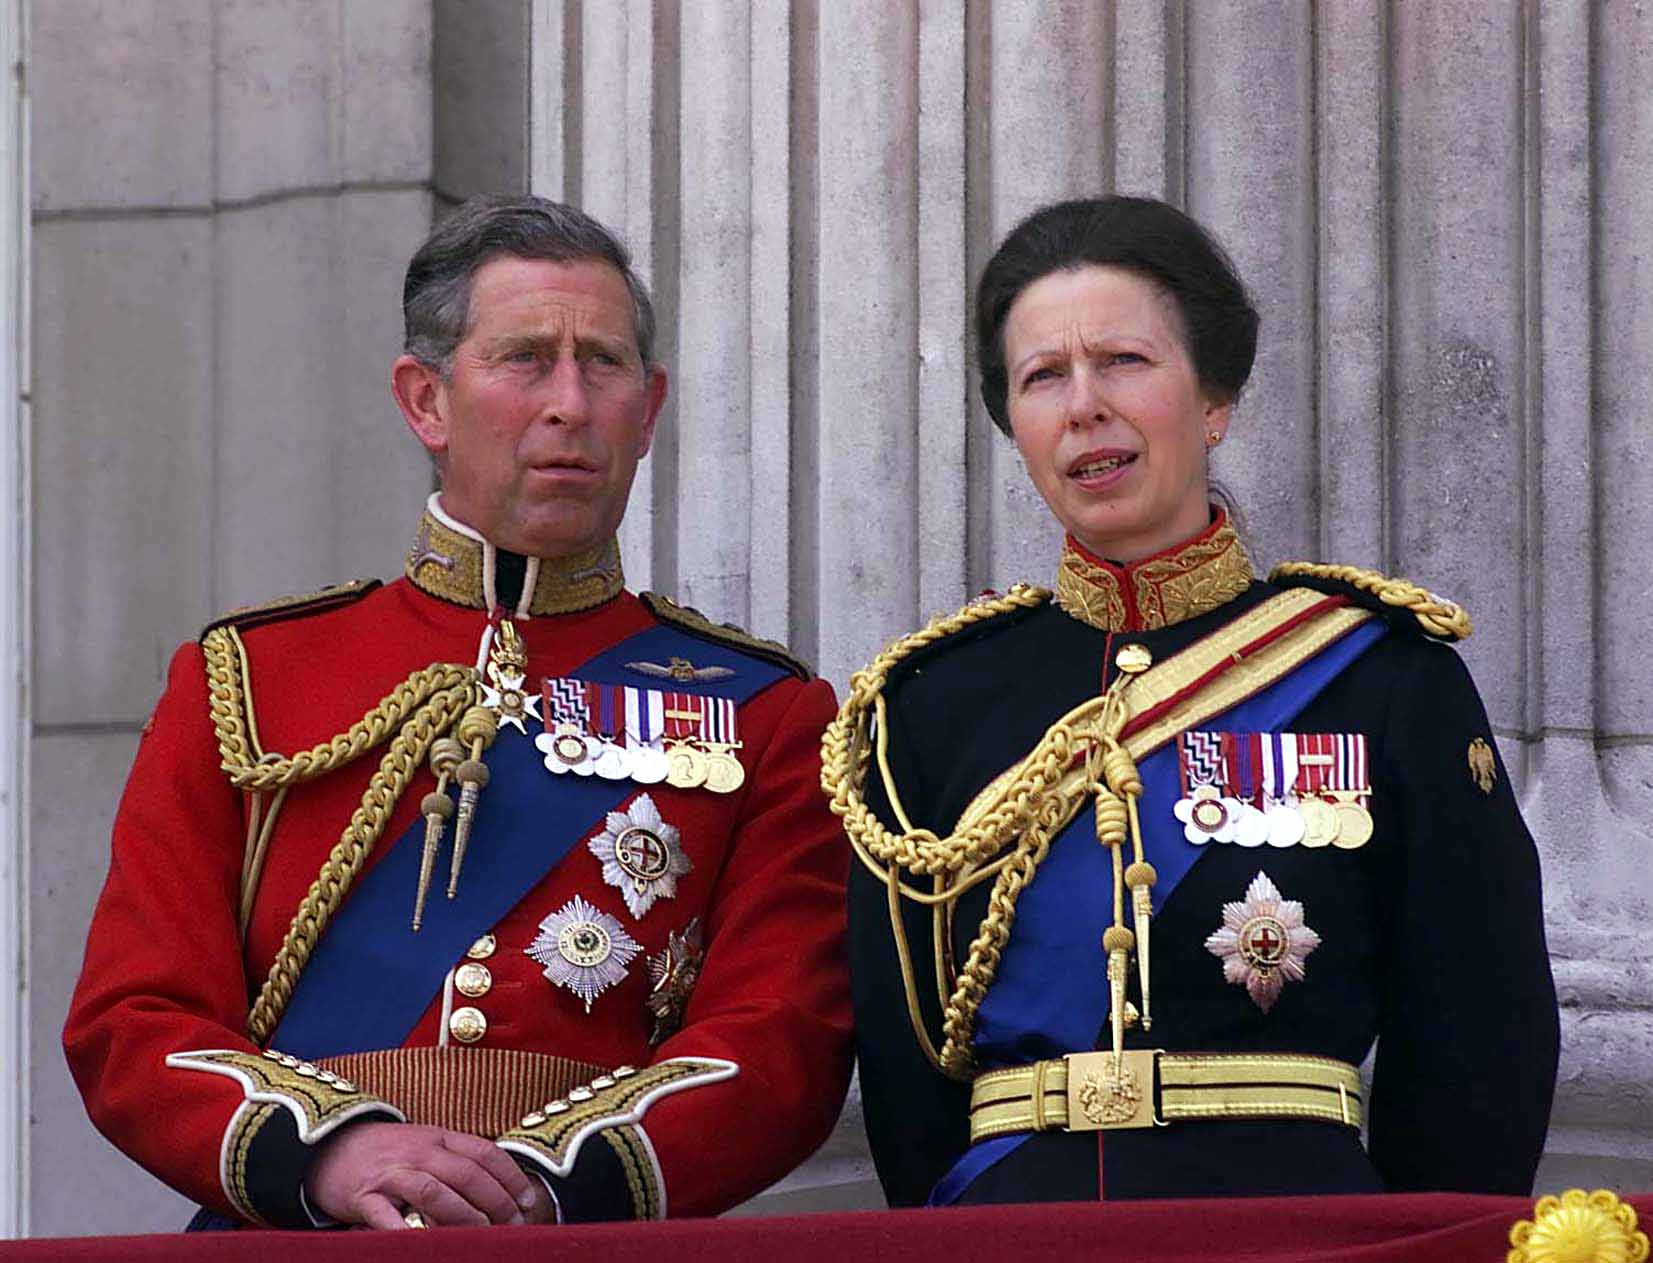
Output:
left=466, top=934, right=497, bottom=960
left=1115, top=643, right=1153, bottom=674
left=448, top=1006, right=487, bottom=1044
left=454, top=961, right=493, bottom=997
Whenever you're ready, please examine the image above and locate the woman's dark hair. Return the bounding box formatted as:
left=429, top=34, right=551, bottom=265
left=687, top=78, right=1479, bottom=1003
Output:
left=975, top=196, right=1259, bottom=435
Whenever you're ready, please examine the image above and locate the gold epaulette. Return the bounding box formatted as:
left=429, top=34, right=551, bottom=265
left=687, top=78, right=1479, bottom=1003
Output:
left=640, top=592, right=815, bottom=680
left=1269, top=561, right=1471, bottom=641
left=200, top=578, right=381, bottom=641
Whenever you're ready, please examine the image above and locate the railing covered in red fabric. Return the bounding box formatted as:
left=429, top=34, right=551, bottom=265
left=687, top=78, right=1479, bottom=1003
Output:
left=2, top=1191, right=1648, bottom=1262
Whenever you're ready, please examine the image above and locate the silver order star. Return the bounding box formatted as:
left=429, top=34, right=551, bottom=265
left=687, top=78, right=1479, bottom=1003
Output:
left=526, top=896, right=642, bottom=1013
left=1204, top=871, right=1321, bottom=1013
left=481, top=667, right=542, bottom=734
left=588, top=793, right=691, bottom=920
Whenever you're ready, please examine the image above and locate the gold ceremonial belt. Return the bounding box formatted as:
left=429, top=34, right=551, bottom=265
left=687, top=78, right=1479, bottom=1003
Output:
left=969, top=1050, right=1363, bottom=1142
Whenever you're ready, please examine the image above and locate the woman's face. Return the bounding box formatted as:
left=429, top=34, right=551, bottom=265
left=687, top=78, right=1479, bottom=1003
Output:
left=1003, top=264, right=1229, bottom=563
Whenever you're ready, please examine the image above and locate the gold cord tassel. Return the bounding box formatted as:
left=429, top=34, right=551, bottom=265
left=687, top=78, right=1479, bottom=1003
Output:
left=1103, top=743, right=1155, bottom=1031
left=1094, top=758, right=1136, bottom=1064
left=412, top=736, right=463, bottom=931
left=448, top=704, right=498, bottom=898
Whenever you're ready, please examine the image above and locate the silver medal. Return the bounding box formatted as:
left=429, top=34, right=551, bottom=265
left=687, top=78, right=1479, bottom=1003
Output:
left=628, top=743, right=671, bottom=785
left=1230, top=800, right=1270, bottom=848
left=1264, top=801, right=1306, bottom=848
left=592, top=741, right=631, bottom=780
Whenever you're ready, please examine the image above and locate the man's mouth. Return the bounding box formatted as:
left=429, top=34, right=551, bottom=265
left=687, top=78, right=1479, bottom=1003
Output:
left=531, top=458, right=597, bottom=473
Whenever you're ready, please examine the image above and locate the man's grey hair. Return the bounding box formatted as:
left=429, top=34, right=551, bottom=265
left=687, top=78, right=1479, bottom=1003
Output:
left=402, top=194, right=658, bottom=376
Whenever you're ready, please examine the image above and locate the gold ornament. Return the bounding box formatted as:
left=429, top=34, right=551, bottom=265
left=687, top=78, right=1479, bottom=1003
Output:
left=1469, top=736, right=1498, bottom=795
left=1508, top=1189, right=1648, bottom=1263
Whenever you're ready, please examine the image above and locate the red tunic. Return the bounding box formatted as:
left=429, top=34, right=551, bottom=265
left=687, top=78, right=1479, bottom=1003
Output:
left=63, top=575, right=852, bottom=1226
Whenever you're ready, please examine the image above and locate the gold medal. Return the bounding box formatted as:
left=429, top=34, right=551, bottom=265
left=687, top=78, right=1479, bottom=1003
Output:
left=703, top=744, right=746, bottom=794
left=665, top=741, right=708, bottom=789
left=1298, top=797, right=1337, bottom=848
left=1330, top=793, right=1374, bottom=849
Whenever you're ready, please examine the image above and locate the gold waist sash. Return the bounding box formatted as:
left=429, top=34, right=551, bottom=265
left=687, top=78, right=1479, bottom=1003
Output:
left=316, top=1046, right=608, bottom=1137
left=969, top=1050, right=1363, bottom=1142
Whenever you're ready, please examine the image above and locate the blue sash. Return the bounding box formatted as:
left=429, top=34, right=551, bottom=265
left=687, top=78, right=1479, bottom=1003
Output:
left=271, top=624, right=788, bottom=1059
left=929, top=617, right=1386, bottom=1205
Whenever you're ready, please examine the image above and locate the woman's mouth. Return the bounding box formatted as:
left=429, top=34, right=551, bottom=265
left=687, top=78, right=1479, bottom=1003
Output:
left=1068, top=452, right=1138, bottom=482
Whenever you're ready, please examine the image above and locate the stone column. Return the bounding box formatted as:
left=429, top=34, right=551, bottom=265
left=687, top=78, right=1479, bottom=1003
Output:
left=0, top=0, right=28, bottom=1238
left=529, top=0, right=1653, bottom=1201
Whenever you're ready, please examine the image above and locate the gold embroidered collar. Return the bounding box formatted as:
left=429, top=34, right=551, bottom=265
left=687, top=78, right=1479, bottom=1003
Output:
left=1053, top=509, right=1254, bottom=632
left=405, top=495, right=624, bottom=617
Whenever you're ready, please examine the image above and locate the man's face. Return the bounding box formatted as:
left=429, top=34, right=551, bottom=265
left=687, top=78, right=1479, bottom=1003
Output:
left=396, top=255, right=667, bottom=558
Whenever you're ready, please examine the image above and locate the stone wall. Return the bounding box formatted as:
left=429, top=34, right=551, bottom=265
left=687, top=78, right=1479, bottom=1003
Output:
left=20, top=0, right=1653, bottom=1239
left=27, top=0, right=435, bottom=1234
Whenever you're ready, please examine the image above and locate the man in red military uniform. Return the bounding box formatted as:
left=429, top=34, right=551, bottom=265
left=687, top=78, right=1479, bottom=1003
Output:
left=63, top=195, right=852, bottom=1230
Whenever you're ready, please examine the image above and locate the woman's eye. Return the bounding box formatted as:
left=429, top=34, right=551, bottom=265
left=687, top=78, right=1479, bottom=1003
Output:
left=1023, top=366, right=1059, bottom=387
left=1108, top=351, right=1145, bottom=366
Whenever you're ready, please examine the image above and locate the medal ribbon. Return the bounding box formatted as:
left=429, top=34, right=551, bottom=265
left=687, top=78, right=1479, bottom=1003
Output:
left=623, top=686, right=665, bottom=750
left=583, top=681, right=624, bottom=743
left=1331, top=733, right=1370, bottom=797
left=542, top=676, right=589, bottom=729
left=699, top=696, right=737, bottom=744
left=663, top=691, right=702, bottom=740
left=1295, top=733, right=1331, bottom=795
left=1235, top=732, right=1263, bottom=807
left=1264, top=732, right=1298, bottom=805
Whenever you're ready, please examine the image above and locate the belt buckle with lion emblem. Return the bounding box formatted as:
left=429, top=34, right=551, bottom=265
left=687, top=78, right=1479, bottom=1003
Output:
left=1065, top=1049, right=1159, bottom=1130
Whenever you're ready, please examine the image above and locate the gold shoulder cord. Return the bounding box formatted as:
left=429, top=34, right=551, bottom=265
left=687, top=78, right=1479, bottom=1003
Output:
left=1268, top=561, right=1472, bottom=640
left=821, top=585, right=1157, bottom=1081
left=201, top=626, right=481, bottom=1043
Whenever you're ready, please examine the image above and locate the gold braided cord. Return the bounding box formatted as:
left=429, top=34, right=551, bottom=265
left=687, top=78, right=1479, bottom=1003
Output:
left=246, top=678, right=477, bottom=1043
left=823, top=584, right=1136, bottom=1077
left=201, top=626, right=475, bottom=791
left=824, top=583, right=1382, bottom=1080
left=1269, top=560, right=1472, bottom=640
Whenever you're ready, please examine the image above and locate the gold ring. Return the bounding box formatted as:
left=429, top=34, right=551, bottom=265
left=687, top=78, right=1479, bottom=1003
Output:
left=403, top=1209, right=429, bottom=1229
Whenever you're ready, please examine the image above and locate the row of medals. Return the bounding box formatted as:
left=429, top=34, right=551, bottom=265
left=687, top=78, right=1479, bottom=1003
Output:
left=1184, top=783, right=1373, bottom=849
left=536, top=723, right=746, bottom=795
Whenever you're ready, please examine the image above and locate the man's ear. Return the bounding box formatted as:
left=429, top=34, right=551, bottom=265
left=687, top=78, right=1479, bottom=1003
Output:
left=391, top=355, right=450, bottom=455
left=636, top=364, right=669, bottom=459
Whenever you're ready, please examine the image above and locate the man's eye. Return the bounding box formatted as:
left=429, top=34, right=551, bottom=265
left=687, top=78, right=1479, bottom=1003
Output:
left=506, top=349, right=540, bottom=364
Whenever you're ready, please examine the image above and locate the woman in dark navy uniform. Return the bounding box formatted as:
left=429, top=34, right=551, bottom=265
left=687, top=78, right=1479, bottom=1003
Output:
left=823, top=196, right=1557, bottom=1208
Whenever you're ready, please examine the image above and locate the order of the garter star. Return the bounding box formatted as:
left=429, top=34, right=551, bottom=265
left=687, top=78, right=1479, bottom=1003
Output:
left=1204, top=871, right=1321, bottom=1013
left=589, top=793, right=692, bottom=919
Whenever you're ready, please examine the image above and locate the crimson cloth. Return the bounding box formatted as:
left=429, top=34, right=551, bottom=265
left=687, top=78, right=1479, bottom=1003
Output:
left=4, top=1193, right=1648, bottom=1262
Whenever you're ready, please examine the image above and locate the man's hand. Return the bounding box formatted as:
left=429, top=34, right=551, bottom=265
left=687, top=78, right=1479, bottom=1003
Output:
left=304, top=1121, right=552, bottom=1229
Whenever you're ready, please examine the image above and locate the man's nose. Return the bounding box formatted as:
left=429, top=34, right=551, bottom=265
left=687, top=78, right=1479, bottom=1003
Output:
left=539, top=355, right=590, bottom=425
